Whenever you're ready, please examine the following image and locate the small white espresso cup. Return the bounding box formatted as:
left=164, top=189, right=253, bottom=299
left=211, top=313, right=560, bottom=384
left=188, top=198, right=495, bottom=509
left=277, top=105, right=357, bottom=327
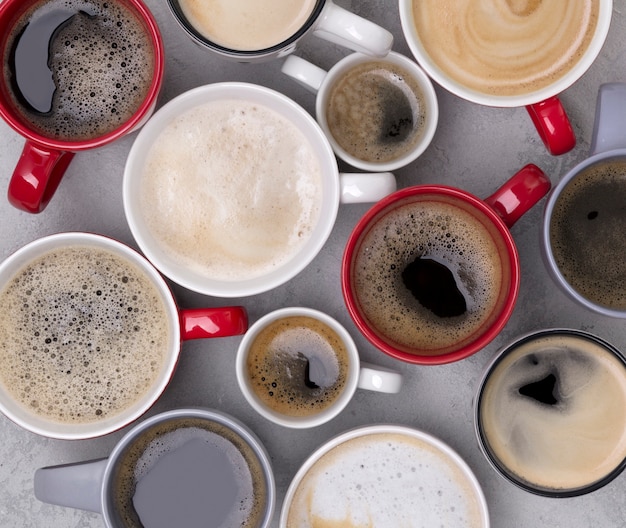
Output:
left=124, top=82, right=396, bottom=298
left=236, top=307, right=403, bottom=428
left=281, top=52, right=438, bottom=171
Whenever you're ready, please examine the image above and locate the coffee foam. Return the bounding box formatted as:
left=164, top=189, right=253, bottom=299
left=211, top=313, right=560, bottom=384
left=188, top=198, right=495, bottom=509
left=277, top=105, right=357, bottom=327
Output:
left=286, top=432, right=485, bottom=527
left=326, top=60, right=426, bottom=163
left=4, top=0, right=155, bottom=141
left=479, top=333, right=626, bottom=491
left=139, top=99, right=322, bottom=282
left=352, top=198, right=504, bottom=354
left=0, top=245, right=170, bottom=423
left=178, top=0, right=317, bottom=51
left=411, top=0, right=599, bottom=97
left=550, top=160, right=626, bottom=309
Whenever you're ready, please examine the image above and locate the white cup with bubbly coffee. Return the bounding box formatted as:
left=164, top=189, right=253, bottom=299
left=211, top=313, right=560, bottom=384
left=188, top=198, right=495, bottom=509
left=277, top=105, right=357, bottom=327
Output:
left=281, top=51, right=439, bottom=172
left=236, top=307, right=403, bottom=428
left=123, top=82, right=397, bottom=298
left=398, top=0, right=613, bottom=155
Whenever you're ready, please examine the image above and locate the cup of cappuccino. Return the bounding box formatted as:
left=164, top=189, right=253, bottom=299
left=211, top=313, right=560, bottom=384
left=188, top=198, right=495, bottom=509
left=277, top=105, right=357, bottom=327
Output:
left=124, top=82, right=396, bottom=298
left=0, top=233, right=248, bottom=440
left=281, top=52, right=438, bottom=172
left=280, top=424, right=490, bottom=527
left=542, top=83, right=626, bottom=317
left=475, top=329, right=626, bottom=496
left=342, top=164, right=551, bottom=365
left=236, top=307, right=402, bottom=428
left=398, top=0, right=613, bottom=155
left=166, top=0, right=393, bottom=62
left=0, top=0, right=164, bottom=213
left=34, top=408, right=275, bottom=528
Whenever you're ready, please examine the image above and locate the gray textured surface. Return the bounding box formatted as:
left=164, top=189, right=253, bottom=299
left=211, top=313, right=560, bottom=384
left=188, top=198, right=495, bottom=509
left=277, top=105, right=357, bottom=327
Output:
left=1, top=1, right=626, bottom=526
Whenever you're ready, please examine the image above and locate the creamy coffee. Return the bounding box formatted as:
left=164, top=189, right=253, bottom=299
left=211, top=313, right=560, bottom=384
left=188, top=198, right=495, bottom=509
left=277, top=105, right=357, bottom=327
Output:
left=177, top=0, right=317, bottom=51
left=326, top=60, right=427, bottom=164
left=550, top=159, right=626, bottom=309
left=246, top=316, right=350, bottom=417
left=478, top=331, right=626, bottom=492
left=286, top=431, right=485, bottom=527
left=0, top=245, right=171, bottom=423
left=411, top=0, right=600, bottom=96
left=351, top=196, right=506, bottom=355
left=112, top=416, right=269, bottom=528
left=139, top=99, right=323, bottom=282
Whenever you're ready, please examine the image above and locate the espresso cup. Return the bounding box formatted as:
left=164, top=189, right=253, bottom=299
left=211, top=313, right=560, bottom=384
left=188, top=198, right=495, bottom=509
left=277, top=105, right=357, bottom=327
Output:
left=236, top=307, right=402, bottom=429
left=34, top=408, right=275, bottom=528
left=124, top=82, right=396, bottom=298
left=280, top=424, right=489, bottom=527
left=0, top=232, right=247, bottom=440
left=166, top=0, right=393, bottom=62
left=281, top=52, right=438, bottom=171
left=542, top=83, right=626, bottom=317
left=342, top=164, right=551, bottom=365
left=0, top=0, right=164, bottom=213
left=398, top=0, right=613, bottom=155
left=475, top=329, right=626, bottom=497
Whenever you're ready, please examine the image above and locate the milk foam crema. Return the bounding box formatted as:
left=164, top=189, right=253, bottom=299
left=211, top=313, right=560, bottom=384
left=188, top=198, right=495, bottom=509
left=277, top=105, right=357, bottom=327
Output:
left=286, top=432, right=486, bottom=527
left=140, top=99, right=323, bottom=282
left=178, top=0, right=317, bottom=51
left=0, top=245, right=170, bottom=423
left=412, top=0, right=599, bottom=96
left=479, top=333, right=626, bottom=492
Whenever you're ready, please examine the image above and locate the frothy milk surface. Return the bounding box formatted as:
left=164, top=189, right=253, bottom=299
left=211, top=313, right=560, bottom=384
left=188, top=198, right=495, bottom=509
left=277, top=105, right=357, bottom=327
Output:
left=480, top=333, right=626, bottom=491
left=286, top=432, right=485, bottom=527
left=0, top=245, right=170, bottom=423
left=411, top=0, right=599, bottom=96
left=140, top=99, right=322, bottom=282
left=178, top=0, right=317, bottom=51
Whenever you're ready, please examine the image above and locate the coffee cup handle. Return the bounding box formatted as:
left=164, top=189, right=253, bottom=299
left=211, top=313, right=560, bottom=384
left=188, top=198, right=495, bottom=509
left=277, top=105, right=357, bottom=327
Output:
left=339, top=172, right=397, bottom=204
left=589, top=83, right=626, bottom=156
left=358, top=362, right=402, bottom=393
left=526, top=97, right=576, bottom=156
left=34, top=458, right=108, bottom=513
left=484, top=163, right=551, bottom=228
left=8, top=140, right=75, bottom=213
left=313, top=1, right=393, bottom=57
left=280, top=55, right=327, bottom=94
left=179, top=306, right=248, bottom=340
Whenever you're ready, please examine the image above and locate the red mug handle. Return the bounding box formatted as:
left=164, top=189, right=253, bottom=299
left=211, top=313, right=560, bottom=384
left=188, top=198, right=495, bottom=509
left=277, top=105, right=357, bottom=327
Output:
left=526, top=97, right=576, bottom=156
left=180, top=306, right=248, bottom=340
left=8, top=140, right=75, bottom=213
left=485, top=163, right=551, bottom=228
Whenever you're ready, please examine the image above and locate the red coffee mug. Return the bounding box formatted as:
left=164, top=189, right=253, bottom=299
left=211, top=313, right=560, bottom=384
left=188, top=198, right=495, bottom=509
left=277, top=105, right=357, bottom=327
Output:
left=0, top=0, right=164, bottom=213
left=342, top=164, right=550, bottom=365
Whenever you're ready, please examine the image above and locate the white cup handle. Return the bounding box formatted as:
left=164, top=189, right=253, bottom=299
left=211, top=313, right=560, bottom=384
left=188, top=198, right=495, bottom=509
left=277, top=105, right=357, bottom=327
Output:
left=358, top=362, right=403, bottom=393
left=339, top=172, right=397, bottom=204
left=589, top=83, right=626, bottom=156
left=313, top=1, right=393, bottom=57
left=280, top=55, right=327, bottom=94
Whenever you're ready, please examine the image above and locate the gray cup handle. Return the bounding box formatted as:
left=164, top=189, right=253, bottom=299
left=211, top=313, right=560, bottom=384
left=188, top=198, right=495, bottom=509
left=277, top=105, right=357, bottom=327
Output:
left=34, top=458, right=108, bottom=513
left=590, top=83, right=626, bottom=155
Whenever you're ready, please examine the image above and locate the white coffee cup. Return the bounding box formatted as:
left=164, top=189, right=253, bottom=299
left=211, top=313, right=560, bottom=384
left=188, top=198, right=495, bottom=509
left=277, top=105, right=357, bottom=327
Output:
left=282, top=51, right=439, bottom=171
left=123, top=82, right=396, bottom=298
left=236, top=307, right=402, bottom=428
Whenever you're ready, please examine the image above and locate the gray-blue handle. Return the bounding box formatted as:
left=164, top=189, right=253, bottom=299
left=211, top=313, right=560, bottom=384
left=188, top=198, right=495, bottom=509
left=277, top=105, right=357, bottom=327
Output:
left=590, top=83, right=626, bottom=155
left=34, top=458, right=108, bottom=513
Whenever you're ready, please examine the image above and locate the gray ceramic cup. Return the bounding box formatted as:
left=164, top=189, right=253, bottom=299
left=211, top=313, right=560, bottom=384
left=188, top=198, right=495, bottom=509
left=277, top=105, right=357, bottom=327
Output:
left=34, top=408, right=275, bottom=528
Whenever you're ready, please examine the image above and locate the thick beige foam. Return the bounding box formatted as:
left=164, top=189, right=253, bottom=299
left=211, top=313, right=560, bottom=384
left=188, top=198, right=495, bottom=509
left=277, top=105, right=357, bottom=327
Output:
left=480, top=334, right=626, bottom=491
left=286, top=432, right=485, bottom=527
left=411, top=0, right=599, bottom=96
left=178, top=0, right=317, bottom=51
left=0, top=246, right=170, bottom=424
left=140, top=99, right=322, bottom=282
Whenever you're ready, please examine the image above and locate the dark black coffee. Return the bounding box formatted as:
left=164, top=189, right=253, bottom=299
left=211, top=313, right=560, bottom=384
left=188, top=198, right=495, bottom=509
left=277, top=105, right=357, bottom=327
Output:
left=550, top=159, right=626, bottom=309
left=3, top=0, right=155, bottom=141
